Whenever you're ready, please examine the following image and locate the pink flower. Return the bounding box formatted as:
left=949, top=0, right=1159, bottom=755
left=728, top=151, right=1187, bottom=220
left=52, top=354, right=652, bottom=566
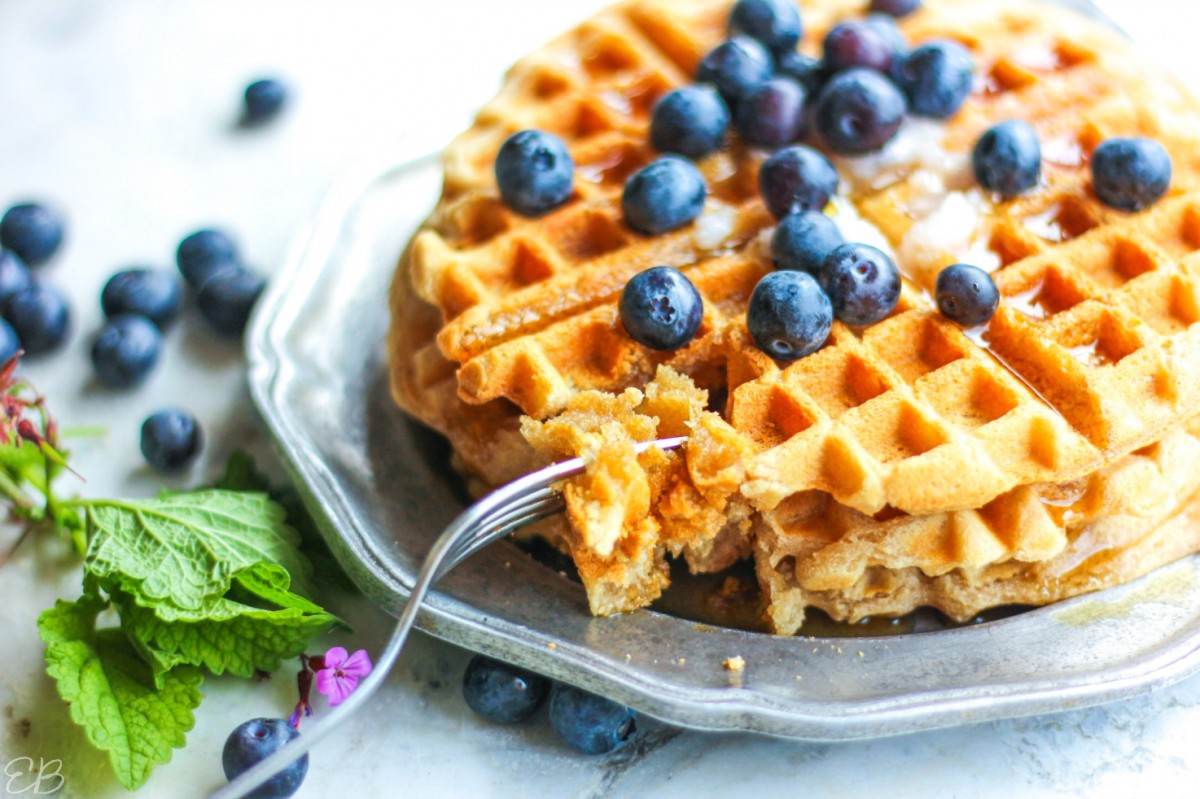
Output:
left=314, top=647, right=373, bottom=706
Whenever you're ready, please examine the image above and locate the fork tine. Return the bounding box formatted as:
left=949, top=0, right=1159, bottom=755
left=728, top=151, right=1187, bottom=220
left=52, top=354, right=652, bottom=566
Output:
left=211, top=436, right=685, bottom=799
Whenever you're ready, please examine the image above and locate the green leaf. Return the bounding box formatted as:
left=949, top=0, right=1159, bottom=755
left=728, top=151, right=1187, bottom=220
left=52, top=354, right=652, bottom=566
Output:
left=81, top=490, right=311, bottom=611
left=115, top=570, right=337, bottom=681
left=38, top=598, right=203, bottom=791
left=213, top=450, right=273, bottom=494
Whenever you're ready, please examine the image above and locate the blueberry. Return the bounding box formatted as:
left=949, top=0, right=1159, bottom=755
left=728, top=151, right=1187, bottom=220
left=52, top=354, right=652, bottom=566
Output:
left=462, top=655, right=551, bottom=724
left=771, top=211, right=845, bottom=273
left=972, top=120, right=1042, bottom=197
left=696, top=36, right=774, bottom=109
left=864, top=13, right=909, bottom=63
left=101, top=269, right=183, bottom=329
left=242, top=78, right=289, bottom=126
left=1091, top=137, right=1172, bottom=212
left=3, top=284, right=70, bottom=356
left=936, top=263, right=998, bottom=326
left=0, top=203, right=65, bottom=267
left=0, top=250, right=33, bottom=304
left=177, top=228, right=241, bottom=288
left=728, top=0, right=802, bottom=56
left=870, top=0, right=922, bottom=17
left=735, top=77, right=807, bottom=149
left=140, top=409, right=202, bottom=472
left=90, top=315, right=162, bottom=389
left=221, top=718, right=308, bottom=799
left=622, top=156, right=706, bottom=235
left=747, top=270, right=833, bottom=360
left=819, top=243, right=901, bottom=326
left=0, top=320, right=19, bottom=365
left=758, top=145, right=839, bottom=220
left=893, top=40, right=974, bottom=119
left=196, top=267, right=267, bottom=338
left=776, top=51, right=824, bottom=94
left=823, top=20, right=895, bottom=74
left=650, top=86, right=730, bottom=158
left=548, top=684, right=637, bottom=755
left=495, top=130, right=575, bottom=217
left=619, top=266, right=704, bottom=350
left=814, top=68, right=906, bottom=155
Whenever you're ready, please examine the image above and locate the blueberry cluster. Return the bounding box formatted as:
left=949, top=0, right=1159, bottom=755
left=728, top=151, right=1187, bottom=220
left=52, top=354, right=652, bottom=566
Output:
left=0, top=202, right=71, bottom=360
left=462, top=655, right=637, bottom=755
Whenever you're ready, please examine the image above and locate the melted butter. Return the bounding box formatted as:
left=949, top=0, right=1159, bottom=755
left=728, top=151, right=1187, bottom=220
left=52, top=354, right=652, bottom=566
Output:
left=1024, top=205, right=1066, bottom=242
left=1007, top=282, right=1050, bottom=320
left=1053, top=564, right=1197, bottom=626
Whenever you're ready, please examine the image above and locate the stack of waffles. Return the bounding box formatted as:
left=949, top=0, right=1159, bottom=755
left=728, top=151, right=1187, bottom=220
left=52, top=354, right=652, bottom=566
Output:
left=389, top=0, right=1200, bottom=633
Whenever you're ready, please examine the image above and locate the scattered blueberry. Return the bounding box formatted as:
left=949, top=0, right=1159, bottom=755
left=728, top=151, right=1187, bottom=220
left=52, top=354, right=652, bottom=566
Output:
left=735, top=77, right=807, bottom=148
left=495, top=130, right=575, bottom=217
left=0, top=203, right=65, bottom=267
left=650, top=86, right=730, bottom=158
left=3, top=284, right=70, bottom=356
left=728, top=0, right=802, bottom=56
left=619, top=265, right=704, bottom=350
left=101, top=269, right=183, bottom=329
left=241, top=78, right=289, bottom=126
left=176, top=228, right=241, bottom=288
left=1091, top=137, right=1172, bottom=212
left=548, top=684, right=637, bottom=755
left=819, top=243, right=901, bottom=326
left=771, top=211, right=845, bottom=273
left=776, top=51, right=824, bottom=94
left=696, top=36, right=774, bottom=108
left=747, top=270, right=833, bottom=360
left=815, top=68, right=907, bottom=155
left=222, top=718, right=308, bottom=799
left=0, top=320, right=19, bottom=364
left=462, top=655, right=551, bottom=724
left=870, top=0, right=922, bottom=17
left=936, top=263, right=999, bottom=326
left=140, top=409, right=202, bottom=472
left=823, top=20, right=895, bottom=74
left=622, top=156, right=706, bottom=235
left=0, top=250, right=33, bottom=305
left=758, top=145, right=839, bottom=220
left=972, top=120, right=1042, bottom=197
left=196, top=267, right=267, bottom=338
left=893, top=40, right=974, bottom=119
left=90, top=315, right=162, bottom=390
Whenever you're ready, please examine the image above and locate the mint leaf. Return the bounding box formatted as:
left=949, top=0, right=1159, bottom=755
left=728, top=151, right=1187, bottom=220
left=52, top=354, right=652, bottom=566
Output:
left=81, top=490, right=311, bottom=611
left=115, top=572, right=336, bottom=680
left=214, top=450, right=273, bottom=494
left=38, top=598, right=203, bottom=791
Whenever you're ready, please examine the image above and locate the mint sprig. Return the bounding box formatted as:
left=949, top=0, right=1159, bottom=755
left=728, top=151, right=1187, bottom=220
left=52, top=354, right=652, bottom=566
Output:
left=31, top=446, right=339, bottom=791
left=38, top=597, right=205, bottom=791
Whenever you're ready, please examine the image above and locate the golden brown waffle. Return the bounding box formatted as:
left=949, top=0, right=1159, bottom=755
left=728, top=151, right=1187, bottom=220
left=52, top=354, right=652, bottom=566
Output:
left=388, top=0, right=1200, bottom=627
left=756, top=418, right=1200, bottom=633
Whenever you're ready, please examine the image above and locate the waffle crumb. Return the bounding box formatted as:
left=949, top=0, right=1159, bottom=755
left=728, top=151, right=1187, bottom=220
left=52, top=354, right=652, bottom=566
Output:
left=723, top=656, right=746, bottom=673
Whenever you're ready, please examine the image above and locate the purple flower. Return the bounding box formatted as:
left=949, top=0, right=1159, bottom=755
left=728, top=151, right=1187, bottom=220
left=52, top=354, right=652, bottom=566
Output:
left=314, top=647, right=372, bottom=707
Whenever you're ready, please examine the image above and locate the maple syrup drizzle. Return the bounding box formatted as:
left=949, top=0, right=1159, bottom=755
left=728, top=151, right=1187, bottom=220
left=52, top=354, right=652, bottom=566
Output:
left=962, top=323, right=1065, bottom=419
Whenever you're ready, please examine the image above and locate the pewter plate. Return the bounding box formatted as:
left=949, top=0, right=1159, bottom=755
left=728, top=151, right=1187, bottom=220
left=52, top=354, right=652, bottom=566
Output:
left=246, top=0, right=1200, bottom=741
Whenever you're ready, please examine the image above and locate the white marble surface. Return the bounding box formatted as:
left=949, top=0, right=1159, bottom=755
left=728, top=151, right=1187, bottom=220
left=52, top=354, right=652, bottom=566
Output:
left=1, top=0, right=1199, bottom=796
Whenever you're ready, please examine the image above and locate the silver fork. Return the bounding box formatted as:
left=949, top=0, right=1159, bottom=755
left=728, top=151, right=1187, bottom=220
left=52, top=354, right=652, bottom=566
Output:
left=210, top=435, right=686, bottom=799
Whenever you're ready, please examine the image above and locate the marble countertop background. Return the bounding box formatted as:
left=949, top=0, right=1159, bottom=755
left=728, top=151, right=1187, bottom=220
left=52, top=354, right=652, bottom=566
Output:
left=0, top=0, right=1196, bottom=796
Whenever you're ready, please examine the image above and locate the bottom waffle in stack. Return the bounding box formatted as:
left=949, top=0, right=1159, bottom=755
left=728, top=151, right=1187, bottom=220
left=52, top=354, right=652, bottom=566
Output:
left=521, top=368, right=1200, bottom=634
